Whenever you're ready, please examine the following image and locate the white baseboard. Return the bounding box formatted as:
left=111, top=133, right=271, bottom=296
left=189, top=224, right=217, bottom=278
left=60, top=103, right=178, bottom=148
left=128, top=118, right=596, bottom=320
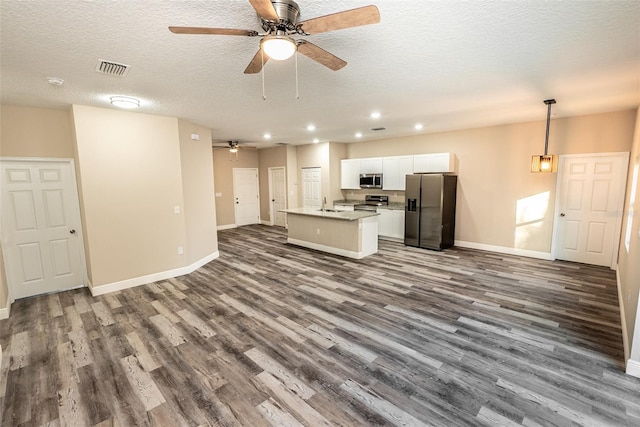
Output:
left=0, top=301, right=10, bottom=320
left=616, top=268, right=630, bottom=363
left=217, top=224, right=237, bottom=231
left=90, top=251, right=220, bottom=296
left=287, top=238, right=374, bottom=259
left=455, top=240, right=553, bottom=260
left=260, top=220, right=272, bottom=226
left=626, top=359, right=640, bottom=378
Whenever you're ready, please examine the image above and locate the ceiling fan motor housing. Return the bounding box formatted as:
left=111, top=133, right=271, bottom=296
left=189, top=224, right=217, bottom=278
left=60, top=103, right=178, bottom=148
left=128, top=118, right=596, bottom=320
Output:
left=261, top=0, right=300, bottom=32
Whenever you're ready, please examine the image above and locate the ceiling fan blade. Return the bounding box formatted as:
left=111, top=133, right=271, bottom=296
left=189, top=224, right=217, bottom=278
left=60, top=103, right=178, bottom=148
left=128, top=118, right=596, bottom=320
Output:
left=297, top=41, right=347, bottom=71
left=299, top=5, right=380, bottom=35
left=248, top=0, right=279, bottom=21
left=169, top=26, right=257, bottom=36
left=244, top=49, right=269, bottom=74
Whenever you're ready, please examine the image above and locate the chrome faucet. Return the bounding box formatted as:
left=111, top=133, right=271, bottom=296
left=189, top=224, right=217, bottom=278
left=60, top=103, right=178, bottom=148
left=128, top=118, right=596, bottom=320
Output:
left=322, top=196, right=327, bottom=211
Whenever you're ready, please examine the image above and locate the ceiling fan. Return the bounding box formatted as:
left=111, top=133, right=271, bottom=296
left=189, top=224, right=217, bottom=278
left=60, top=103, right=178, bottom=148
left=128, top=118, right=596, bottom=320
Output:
left=169, top=0, right=380, bottom=74
left=213, top=141, right=253, bottom=159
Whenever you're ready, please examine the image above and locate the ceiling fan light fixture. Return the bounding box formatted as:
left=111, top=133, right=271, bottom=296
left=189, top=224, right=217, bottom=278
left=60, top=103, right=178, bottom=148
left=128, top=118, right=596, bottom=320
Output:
left=261, top=35, right=297, bottom=60
left=110, top=95, right=140, bottom=109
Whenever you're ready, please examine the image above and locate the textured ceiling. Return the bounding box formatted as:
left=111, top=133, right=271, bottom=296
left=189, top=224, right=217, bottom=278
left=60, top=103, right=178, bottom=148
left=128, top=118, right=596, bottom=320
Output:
left=1, top=1, right=639, bottom=147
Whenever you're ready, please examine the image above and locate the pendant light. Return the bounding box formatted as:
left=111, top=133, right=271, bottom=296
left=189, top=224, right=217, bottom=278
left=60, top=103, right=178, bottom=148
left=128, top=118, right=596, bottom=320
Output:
left=531, top=99, right=558, bottom=173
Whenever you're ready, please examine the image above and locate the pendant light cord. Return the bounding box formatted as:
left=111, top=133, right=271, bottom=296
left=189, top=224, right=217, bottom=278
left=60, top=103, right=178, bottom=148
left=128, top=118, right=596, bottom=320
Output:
left=261, top=49, right=266, bottom=101
left=543, top=99, right=556, bottom=155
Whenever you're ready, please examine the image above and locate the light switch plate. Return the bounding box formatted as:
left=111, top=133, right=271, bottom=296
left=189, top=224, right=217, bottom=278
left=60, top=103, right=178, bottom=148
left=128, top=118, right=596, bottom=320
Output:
left=174, top=205, right=180, bottom=214
left=191, top=133, right=200, bottom=140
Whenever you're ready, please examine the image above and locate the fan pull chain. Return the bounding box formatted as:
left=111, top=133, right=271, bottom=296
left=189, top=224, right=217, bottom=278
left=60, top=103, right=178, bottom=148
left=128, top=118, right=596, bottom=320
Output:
left=295, top=50, right=299, bottom=100
left=261, top=49, right=266, bottom=101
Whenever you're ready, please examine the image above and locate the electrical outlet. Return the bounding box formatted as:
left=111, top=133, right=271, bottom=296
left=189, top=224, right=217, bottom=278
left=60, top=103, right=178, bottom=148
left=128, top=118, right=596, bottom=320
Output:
left=174, top=205, right=181, bottom=214
left=177, top=246, right=184, bottom=255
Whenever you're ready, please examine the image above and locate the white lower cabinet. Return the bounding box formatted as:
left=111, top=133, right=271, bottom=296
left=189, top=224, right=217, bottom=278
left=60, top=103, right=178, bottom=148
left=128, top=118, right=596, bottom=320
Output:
left=378, top=208, right=404, bottom=240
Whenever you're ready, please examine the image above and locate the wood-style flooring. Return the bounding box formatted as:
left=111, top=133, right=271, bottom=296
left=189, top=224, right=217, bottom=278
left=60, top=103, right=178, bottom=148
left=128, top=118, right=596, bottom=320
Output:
left=1, top=225, right=639, bottom=426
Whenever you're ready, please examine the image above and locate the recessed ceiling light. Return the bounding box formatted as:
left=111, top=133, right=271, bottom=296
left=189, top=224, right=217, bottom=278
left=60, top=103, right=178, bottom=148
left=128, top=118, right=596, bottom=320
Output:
left=47, top=77, right=64, bottom=86
left=313, top=138, right=319, bottom=143
left=307, top=124, right=316, bottom=131
left=110, top=96, right=140, bottom=109
left=370, top=111, right=381, bottom=119
left=414, top=123, right=423, bottom=130
left=355, top=132, right=363, bottom=138
left=264, top=133, right=271, bottom=139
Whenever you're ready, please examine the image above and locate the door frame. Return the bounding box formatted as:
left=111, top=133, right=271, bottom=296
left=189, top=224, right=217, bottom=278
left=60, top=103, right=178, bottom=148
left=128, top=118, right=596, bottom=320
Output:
left=268, top=166, right=287, bottom=227
left=551, top=152, right=629, bottom=269
left=0, top=157, right=88, bottom=313
left=232, top=167, right=260, bottom=227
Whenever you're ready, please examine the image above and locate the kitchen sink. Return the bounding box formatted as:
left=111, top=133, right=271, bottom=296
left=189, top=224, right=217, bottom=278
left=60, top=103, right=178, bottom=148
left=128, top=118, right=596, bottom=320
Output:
left=318, top=209, right=340, bottom=213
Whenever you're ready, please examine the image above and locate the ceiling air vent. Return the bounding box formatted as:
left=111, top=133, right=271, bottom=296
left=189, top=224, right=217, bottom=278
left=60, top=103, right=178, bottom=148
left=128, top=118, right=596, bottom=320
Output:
left=95, top=59, right=131, bottom=77
left=371, top=127, right=386, bottom=131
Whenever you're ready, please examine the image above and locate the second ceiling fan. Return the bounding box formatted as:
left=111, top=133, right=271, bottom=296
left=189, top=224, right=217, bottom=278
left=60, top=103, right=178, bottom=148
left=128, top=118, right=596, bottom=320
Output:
left=169, top=0, right=380, bottom=74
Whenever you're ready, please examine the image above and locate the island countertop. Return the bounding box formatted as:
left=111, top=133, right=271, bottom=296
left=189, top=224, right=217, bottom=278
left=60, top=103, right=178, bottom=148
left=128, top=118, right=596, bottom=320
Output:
left=280, top=207, right=378, bottom=221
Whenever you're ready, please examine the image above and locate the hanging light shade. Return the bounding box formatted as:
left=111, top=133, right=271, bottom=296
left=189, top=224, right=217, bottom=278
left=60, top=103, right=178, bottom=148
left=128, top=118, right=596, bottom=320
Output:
left=531, top=99, right=558, bottom=173
left=261, top=35, right=297, bottom=60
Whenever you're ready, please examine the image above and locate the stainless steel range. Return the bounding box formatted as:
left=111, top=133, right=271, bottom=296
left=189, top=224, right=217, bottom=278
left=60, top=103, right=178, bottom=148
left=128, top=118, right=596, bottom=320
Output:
left=354, top=195, right=389, bottom=212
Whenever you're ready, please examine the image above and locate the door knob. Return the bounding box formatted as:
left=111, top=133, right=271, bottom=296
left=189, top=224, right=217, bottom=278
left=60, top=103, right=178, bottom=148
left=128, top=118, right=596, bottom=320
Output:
left=560, top=213, right=565, bottom=217
left=272, top=199, right=275, bottom=202
left=70, top=229, right=76, bottom=234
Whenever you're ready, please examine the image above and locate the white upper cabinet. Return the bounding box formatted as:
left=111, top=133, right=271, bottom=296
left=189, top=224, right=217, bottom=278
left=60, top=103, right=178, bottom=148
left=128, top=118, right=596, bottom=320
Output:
left=359, top=157, right=383, bottom=174
left=382, top=156, right=414, bottom=190
left=413, top=152, right=455, bottom=173
left=340, top=159, right=361, bottom=189
left=342, top=153, right=455, bottom=190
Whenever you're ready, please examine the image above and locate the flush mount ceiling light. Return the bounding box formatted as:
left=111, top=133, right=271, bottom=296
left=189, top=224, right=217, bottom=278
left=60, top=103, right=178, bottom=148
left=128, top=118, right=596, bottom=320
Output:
left=531, top=99, right=558, bottom=173
left=110, top=96, right=140, bottom=109
left=47, top=77, right=64, bottom=86
left=313, top=138, right=319, bottom=143
left=370, top=111, right=381, bottom=119
left=261, top=35, right=297, bottom=60
left=414, top=123, right=423, bottom=130
left=307, top=124, right=316, bottom=131
left=263, top=132, right=271, bottom=140
left=355, top=132, right=363, bottom=138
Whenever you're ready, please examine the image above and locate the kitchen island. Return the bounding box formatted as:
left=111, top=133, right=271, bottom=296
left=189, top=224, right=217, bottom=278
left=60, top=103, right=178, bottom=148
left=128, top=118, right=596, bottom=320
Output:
left=280, top=207, right=379, bottom=259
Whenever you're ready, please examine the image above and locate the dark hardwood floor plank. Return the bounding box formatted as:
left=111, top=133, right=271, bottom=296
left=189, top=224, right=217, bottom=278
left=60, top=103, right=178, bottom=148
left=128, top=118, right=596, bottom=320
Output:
left=0, top=225, right=638, bottom=426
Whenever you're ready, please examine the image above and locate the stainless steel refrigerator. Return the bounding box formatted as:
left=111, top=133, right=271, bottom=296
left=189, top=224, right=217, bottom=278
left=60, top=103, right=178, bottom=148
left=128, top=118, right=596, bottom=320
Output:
left=405, top=174, right=457, bottom=250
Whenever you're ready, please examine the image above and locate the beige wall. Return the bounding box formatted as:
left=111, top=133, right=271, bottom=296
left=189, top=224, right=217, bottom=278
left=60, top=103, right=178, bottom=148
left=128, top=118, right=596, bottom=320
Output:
left=178, top=120, right=218, bottom=265
left=286, top=145, right=299, bottom=210
left=258, top=146, right=287, bottom=222
left=345, top=110, right=636, bottom=253
left=72, top=105, right=187, bottom=288
left=1, top=105, right=74, bottom=158
left=329, top=142, right=347, bottom=204
left=213, top=147, right=259, bottom=227
left=621, top=108, right=640, bottom=369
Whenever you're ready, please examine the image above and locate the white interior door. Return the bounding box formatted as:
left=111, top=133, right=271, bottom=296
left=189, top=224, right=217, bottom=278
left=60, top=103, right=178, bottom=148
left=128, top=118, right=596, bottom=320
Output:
left=233, top=168, right=260, bottom=226
left=302, top=167, right=321, bottom=208
left=1, top=159, right=85, bottom=300
left=269, top=167, right=287, bottom=227
left=554, top=153, right=629, bottom=267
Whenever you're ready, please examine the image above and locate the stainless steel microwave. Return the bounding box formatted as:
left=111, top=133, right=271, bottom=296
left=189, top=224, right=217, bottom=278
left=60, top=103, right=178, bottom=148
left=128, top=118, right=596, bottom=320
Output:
left=359, top=173, right=383, bottom=188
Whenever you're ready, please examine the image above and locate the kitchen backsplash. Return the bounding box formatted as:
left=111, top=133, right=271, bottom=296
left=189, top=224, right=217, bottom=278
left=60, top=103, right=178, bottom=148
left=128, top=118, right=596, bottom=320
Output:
left=341, top=189, right=405, bottom=204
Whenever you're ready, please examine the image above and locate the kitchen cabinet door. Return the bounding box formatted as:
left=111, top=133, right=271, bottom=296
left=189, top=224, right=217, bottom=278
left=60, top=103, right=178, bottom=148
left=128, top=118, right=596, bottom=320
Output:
left=360, top=157, right=383, bottom=174
left=382, top=156, right=413, bottom=190
left=378, top=209, right=405, bottom=240
left=413, top=153, right=455, bottom=173
left=341, top=159, right=360, bottom=189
